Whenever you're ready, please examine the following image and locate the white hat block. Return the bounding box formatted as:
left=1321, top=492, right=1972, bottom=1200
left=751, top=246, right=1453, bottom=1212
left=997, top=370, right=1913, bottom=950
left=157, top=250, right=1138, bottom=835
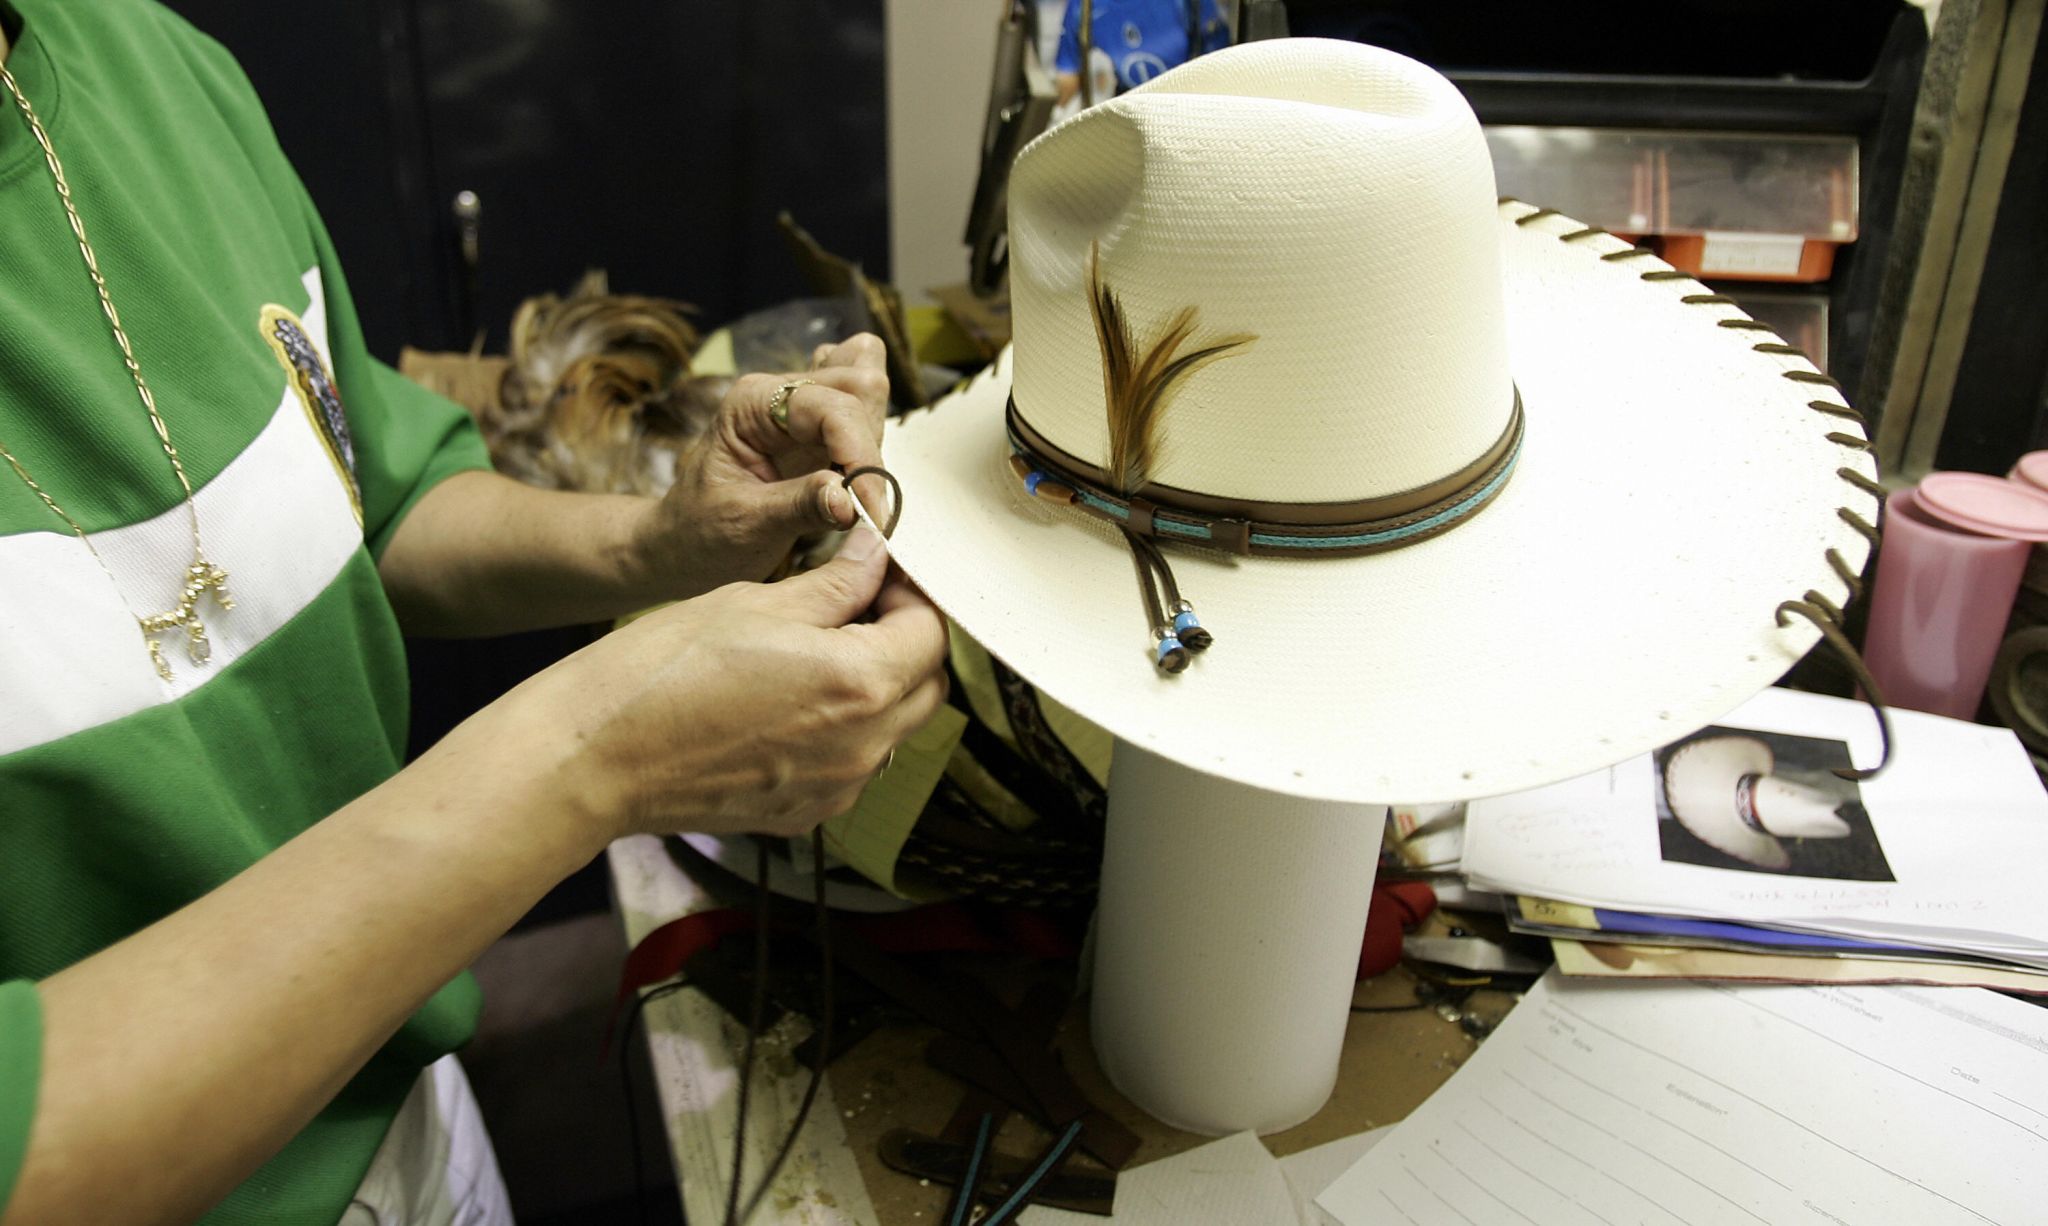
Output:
left=1093, top=741, right=1383, bottom=1134
left=1750, top=777, right=1853, bottom=839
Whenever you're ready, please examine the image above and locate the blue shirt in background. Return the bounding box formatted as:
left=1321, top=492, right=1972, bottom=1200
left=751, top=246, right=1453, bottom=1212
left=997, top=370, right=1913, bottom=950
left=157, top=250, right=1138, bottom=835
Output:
left=1054, top=0, right=1231, bottom=93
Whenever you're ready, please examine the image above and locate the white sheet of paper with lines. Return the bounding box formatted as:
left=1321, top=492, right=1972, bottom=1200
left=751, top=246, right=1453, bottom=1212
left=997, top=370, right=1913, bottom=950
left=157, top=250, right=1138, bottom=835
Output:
left=1317, top=970, right=2048, bottom=1226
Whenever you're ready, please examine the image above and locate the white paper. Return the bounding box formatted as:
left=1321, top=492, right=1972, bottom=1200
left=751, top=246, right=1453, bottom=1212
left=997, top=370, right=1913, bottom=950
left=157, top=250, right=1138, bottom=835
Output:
left=1318, top=971, right=2048, bottom=1226
left=1017, top=1131, right=1300, bottom=1225
left=1279, top=1129, right=1393, bottom=1226
left=1461, top=688, right=2048, bottom=964
left=1093, top=741, right=1384, bottom=1134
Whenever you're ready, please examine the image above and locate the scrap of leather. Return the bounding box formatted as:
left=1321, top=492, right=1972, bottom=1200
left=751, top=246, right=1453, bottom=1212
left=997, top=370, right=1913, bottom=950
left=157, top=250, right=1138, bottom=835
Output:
left=942, top=1087, right=1014, bottom=1145
left=879, top=1129, right=1116, bottom=1216
left=926, top=1034, right=1141, bottom=1170
left=815, top=928, right=1140, bottom=1168
left=963, top=982, right=1140, bottom=1170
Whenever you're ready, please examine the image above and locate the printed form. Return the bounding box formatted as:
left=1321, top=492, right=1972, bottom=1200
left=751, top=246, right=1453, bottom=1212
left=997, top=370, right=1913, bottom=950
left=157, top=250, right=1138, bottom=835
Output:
left=1318, top=971, right=2048, bottom=1226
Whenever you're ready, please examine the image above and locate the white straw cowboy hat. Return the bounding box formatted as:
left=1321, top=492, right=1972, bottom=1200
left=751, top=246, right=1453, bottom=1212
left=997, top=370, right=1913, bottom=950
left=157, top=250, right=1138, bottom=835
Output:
left=1662, top=735, right=1853, bottom=869
left=870, top=39, right=1882, bottom=803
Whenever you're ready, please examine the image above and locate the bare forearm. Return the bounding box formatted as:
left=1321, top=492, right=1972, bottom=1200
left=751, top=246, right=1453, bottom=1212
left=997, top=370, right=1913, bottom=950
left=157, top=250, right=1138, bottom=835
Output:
left=6, top=703, right=601, bottom=1226
left=377, top=470, right=674, bottom=637
left=379, top=350, right=895, bottom=638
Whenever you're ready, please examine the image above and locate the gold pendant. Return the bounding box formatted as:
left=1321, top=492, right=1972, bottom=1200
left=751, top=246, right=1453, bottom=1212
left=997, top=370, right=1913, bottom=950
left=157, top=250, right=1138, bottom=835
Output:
left=137, top=558, right=234, bottom=681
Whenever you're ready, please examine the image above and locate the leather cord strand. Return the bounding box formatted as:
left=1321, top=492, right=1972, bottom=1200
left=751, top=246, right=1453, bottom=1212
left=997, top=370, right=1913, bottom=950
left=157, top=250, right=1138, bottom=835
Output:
left=1779, top=598, right=1894, bottom=779
left=1498, top=196, right=1894, bottom=778
left=733, top=826, right=836, bottom=1225
left=721, top=843, right=775, bottom=1226
left=1826, top=548, right=1863, bottom=600
left=1120, top=530, right=1207, bottom=672
left=844, top=465, right=904, bottom=538
left=1838, top=506, right=1880, bottom=547
left=1123, top=532, right=1171, bottom=640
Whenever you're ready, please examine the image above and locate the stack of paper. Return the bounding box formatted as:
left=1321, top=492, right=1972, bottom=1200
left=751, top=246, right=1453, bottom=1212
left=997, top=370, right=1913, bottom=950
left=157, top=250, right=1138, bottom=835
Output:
left=1461, top=688, right=2048, bottom=986
left=1316, top=970, right=2048, bottom=1225
left=1015, top=1127, right=1393, bottom=1226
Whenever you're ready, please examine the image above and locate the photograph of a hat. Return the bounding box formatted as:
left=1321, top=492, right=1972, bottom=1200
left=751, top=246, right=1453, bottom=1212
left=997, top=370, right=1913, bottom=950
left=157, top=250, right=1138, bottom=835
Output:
left=1662, top=735, right=1854, bottom=870
left=874, top=38, right=1883, bottom=803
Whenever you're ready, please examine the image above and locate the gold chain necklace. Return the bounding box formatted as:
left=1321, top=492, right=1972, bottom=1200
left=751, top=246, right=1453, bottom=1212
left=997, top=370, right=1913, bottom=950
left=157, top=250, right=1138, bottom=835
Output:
left=0, top=64, right=233, bottom=682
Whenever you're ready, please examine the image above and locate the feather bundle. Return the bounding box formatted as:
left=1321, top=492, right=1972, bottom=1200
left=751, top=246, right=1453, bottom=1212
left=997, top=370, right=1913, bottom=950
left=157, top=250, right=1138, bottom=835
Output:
left=1087, top=241, right=1255, bottom=494
left=482, top=270, right=728, bottom=496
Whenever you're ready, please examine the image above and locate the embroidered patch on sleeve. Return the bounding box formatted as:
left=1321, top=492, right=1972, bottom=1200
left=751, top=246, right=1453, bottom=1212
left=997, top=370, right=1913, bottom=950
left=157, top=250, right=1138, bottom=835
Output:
left=260, top=303, right=363, bottom=527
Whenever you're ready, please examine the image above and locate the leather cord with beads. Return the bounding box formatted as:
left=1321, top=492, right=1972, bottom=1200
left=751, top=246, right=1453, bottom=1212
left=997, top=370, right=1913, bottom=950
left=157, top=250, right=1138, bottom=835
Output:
left=1501, top=196, right=1893, bottom=778
left=1007, top=392, right=1524, bottom=672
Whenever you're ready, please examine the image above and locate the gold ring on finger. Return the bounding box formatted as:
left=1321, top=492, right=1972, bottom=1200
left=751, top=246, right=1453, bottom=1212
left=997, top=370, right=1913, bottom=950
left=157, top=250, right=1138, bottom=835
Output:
left=769, top=378, right=816, bottom=434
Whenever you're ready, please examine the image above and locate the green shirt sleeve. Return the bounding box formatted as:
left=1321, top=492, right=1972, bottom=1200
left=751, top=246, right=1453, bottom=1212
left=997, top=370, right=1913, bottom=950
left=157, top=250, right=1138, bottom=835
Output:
left=303, top=206, right=494, bottom=560
left=0, top=980, right=43, bottom=1218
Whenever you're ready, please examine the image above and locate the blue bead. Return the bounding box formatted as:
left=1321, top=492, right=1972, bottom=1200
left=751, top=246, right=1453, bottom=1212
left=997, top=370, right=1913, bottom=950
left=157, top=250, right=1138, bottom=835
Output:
left=1024, top=471, right=1045, bottom=495
left=1173, top=610, right=1201, bottom=635
left=1155, top=635, right=1183, bottom=663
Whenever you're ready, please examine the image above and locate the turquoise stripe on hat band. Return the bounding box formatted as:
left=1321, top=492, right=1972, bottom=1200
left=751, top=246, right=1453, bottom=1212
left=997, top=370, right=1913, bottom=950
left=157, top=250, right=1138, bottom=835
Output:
left=1004, top=391, right=1524, bottom=560
left=1067, top=446, right=1521, bottom=552
left=1003, top=390, right=1523, bottom=673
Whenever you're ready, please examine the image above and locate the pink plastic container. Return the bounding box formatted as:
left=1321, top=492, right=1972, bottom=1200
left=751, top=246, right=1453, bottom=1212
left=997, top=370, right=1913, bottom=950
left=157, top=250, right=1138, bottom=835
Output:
left=1863, top=487, right=2033, bottom=720
left=2012, top=451, right=2048, bottom=494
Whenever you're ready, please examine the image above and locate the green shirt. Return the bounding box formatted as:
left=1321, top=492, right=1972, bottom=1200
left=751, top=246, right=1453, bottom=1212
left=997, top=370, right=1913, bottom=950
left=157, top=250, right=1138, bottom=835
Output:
left=0, top=0, right=493, bottom=1219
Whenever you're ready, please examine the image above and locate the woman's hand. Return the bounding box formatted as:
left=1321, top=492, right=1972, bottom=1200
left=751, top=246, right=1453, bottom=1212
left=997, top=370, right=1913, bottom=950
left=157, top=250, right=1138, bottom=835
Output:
left=510, top=523, right=948, bottom=842
left=632, top=332, right=896, bottom=598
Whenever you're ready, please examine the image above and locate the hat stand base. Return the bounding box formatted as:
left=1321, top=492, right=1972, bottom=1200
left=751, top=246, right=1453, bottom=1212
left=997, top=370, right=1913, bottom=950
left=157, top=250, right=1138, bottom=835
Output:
left=1090, top=740, right=1384, bottom=1136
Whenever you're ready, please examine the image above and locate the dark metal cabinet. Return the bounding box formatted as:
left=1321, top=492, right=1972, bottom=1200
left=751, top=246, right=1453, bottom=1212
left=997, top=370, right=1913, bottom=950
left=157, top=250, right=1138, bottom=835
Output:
left=1286, top=0, right=1927, bottom=424
left=1939, top=31, right=2048, bottom=474
left=169, top=0, right=889, bottom=359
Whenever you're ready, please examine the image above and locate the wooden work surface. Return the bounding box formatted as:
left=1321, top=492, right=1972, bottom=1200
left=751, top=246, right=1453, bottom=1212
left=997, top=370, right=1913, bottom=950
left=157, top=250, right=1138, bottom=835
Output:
left=831, top=978, right=1484, bottom=1224
left=607, top=834, right=1509, bottom=1225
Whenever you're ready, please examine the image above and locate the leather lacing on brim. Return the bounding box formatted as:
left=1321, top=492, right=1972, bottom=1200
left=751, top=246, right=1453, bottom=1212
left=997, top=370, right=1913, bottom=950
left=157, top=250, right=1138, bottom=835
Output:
left=847, top=218, right=1892, bottom=778
left=1503, top=197, right=1892, bottom=779
left=844, top=464, right=904, bottom=538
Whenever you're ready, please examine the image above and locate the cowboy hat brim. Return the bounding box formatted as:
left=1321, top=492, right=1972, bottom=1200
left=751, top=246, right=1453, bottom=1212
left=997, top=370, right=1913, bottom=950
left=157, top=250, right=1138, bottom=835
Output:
left=866, top=206, right=1878, bottom=803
